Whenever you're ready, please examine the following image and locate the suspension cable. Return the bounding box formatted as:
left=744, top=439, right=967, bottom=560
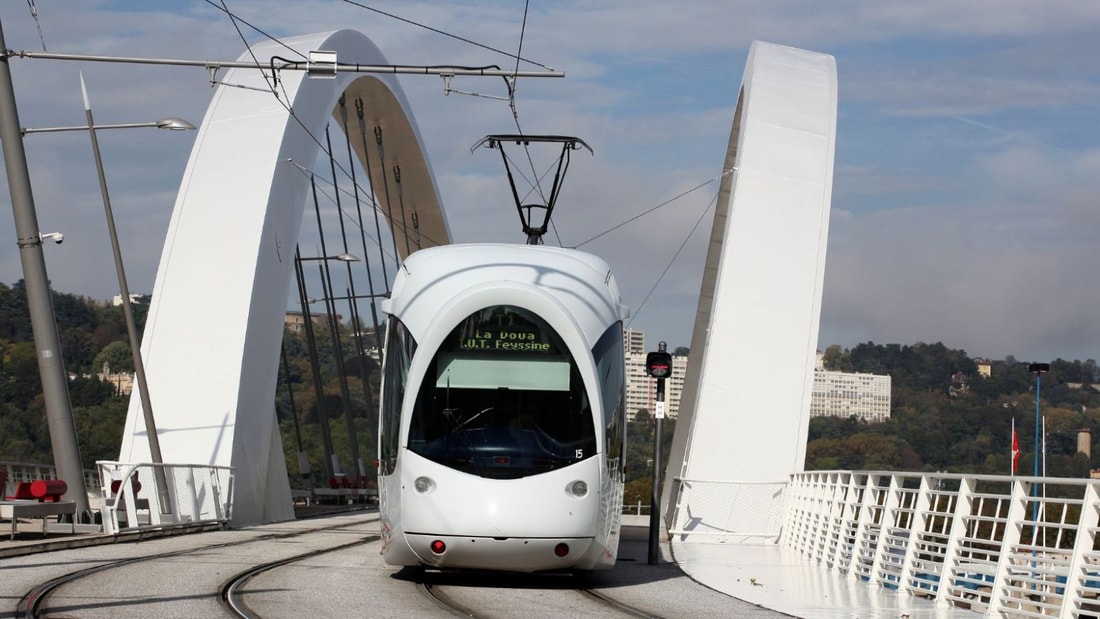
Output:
left=356, top=99, right=393, bottom=291
left=339, top=97, right=386, bottom=354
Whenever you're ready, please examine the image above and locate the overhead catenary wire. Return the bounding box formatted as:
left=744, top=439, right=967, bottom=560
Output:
left=627, top=191, right=717, bottom=328
left=573, top=166, right=737, bottom=248
left=25, top=0, right=47, bottom=51
left=218, top=0, right=280, bottom=96
left=339, top=0, right=555, bottom=71
left=506, top=0, right=556, bottom=245
left=202, top=0, right=307, bottom=60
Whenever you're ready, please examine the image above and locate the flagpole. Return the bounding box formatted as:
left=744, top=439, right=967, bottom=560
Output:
left=1011, top=418, right=1015, bottom=476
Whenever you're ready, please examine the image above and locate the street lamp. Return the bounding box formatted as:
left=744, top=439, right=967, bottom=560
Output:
left=23, top=86, right=199, bottom=502
left=1029, top=362, right=1050, bottom=527
left=298, top=253, right=360, bottom=263
left=78, top=72, right=196, bottom=512
left=1028, top=363, right=1049, bottom=478
left=22, top=117, right=196, bottom=135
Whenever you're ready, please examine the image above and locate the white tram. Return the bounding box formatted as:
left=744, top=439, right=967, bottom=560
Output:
left=377, top=243, right=628, bottom=572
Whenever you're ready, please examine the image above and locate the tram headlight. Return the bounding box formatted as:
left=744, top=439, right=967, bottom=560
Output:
left=568, top=480, right=588, bottom=498
left=414, top=476, right=435, bottom=493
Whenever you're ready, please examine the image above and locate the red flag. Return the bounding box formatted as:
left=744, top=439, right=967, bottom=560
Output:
left=1011, top=419, right=1020, bottom=475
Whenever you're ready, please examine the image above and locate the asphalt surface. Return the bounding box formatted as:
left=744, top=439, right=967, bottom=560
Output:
left=0, top=510, right=788, bottom=618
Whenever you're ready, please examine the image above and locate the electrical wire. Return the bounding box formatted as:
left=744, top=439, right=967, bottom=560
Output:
left=208, top=1, right=447, bottom=253
left=202, top=0, right=307, bottom=60
left=339, top=0, right=555, bottom=70
left=26, top=0, right=47, bottom=51
left=573, top=166, right=737, bottom=248
left=507, top=0, right=553, bottom=243
left=627, top=191, right=717, bottom=328
left=218, top=0, right=280, bottom=95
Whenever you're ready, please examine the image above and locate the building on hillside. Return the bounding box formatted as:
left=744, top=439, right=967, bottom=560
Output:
left=810, top=369, right=891, bottom=422
left=623, top=328, right=688, bottom=420
left=96, top=362, right=134, bottom=396
left=111, top=293, right=149, bottom=307
left=975, top=358, right=992, bottom=378
left=284, top=310, right=342, bottom=334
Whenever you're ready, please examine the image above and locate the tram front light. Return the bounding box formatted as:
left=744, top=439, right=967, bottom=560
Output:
left=554, top=543, right=570, bottom=557
left=431, top=540, right=447, bottom=554
left=414, top=476, right=435, bottom=493
left=568, top=480, right=588, bottom=498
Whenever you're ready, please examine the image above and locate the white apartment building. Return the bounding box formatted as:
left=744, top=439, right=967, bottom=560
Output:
left=810, top=369, right=891, bottom=422
left=624, top=329, right=688, bottom=420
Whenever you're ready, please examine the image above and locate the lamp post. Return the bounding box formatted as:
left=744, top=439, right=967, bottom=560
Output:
left=1028, top=362, right=1049, bottom=527
left=22, top=116, right=195, bottom=135
left=76, top=73, right=196, bottom=513
left=1028, top=363, right=1049, bottom=478
left=293, top=247, right=338, bottom=481
left=297, top=253, right=360, bottom=264
left=297, top=252, right=361, bottom=482
left=20, top=73, right=197, bottom=514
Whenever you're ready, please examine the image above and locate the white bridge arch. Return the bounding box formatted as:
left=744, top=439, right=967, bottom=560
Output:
left=119, top=30, right=450, bottom=525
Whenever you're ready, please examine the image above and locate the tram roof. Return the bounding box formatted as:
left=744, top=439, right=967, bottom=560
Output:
left=386, top=244, right=626, bottom=343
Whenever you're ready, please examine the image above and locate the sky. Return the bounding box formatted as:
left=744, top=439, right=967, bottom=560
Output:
left=0, top=1, right=1098, bottom=364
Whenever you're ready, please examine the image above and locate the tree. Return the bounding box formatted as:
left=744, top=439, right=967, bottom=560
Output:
left=821, top=344, right=849, bottom=371
left=92, top=340, right=133, bottom=374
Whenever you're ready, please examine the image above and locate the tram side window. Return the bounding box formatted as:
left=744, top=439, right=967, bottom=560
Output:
left=380, top=317, right=416, bottom=475
left=593, top=322, right=625, bottom=467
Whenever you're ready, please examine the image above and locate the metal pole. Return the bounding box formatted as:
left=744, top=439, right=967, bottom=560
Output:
left=280, top=343, right=311, bottom=488
left=0, top=18, right=90, bottom=518
left=317, top=264, right=362, bottom=480
left=309, top=177, right=362, bottom=481
left=80, top=74, right=171, bottom=514
left=295, top=247, right=337, bottom=480
left=648, top=341, right=668, bottom=565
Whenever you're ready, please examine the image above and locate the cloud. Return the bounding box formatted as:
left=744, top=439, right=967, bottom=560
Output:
left=0, top=1, right=1098, bottom=361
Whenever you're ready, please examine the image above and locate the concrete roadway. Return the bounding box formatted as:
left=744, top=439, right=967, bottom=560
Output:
left=0, top=509, right=790, bottom=618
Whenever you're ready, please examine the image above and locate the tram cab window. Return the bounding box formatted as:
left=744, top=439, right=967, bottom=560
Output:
left=408, top=305, right=597, bottom=480
left=593, top=322, right=625, bottom=474
left=380, top=317, right=416, bottom=475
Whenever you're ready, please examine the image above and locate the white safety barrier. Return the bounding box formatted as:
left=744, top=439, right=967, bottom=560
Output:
left=96, top=461, right=233, bottom=535
left=668, top=478, right=788, bottom=544
left=782, top=471, right=1100, bottom=617
left=2, top=461, right=99, bottom=495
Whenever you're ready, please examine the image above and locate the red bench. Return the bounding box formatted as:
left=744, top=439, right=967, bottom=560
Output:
left=0, top=479, right=76, bottom=540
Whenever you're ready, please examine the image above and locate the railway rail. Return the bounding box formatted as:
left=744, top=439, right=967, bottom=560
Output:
left=16, top=514, right=378, bottom=618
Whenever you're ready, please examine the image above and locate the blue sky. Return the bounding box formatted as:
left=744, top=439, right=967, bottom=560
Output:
left=0, top=1, right=1098, bottom=363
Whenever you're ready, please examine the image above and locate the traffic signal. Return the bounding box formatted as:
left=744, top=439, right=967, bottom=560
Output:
left=645, top=350, right=673, bottom=379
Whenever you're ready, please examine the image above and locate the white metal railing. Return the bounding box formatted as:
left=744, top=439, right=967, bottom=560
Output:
left=96, top=461, right=234, bottom=535
left=2, top=461, right=100, bottom=495
left=782, top=470, right=1100, bottom=618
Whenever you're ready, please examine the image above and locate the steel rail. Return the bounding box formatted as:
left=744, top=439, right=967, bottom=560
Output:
left=221, top=535, right=381, bottom=618
left=16, top=514, right=377, bottom=618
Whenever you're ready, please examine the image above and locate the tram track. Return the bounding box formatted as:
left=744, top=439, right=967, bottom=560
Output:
left=221, top=535, right=380, bottom=618
left=414, top=569, right=667, bottom=619
left=15, top=513, right=378, bottom=619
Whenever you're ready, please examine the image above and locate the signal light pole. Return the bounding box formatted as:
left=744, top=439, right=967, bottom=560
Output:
left=645, top=341, right=673, bottom=565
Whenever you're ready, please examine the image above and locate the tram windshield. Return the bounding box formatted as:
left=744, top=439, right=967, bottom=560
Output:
left=408, top=305, right=597, bottom=479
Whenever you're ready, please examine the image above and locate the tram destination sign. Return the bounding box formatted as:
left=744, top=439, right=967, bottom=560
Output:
left=459, top=327, right=551, bottom=352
